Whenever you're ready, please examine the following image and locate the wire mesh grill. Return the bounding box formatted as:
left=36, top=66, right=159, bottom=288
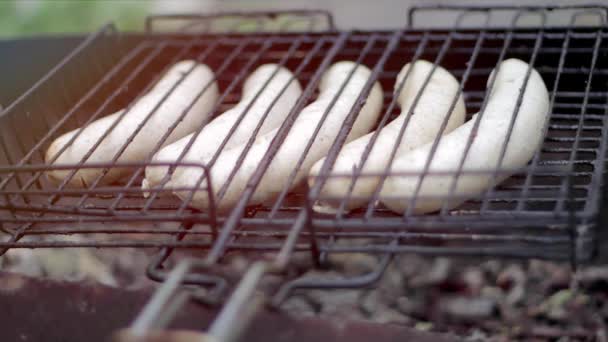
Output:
left=0, top=7, right=607, bottom=293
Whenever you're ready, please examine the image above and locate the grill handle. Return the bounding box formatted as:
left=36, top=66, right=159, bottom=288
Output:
left=119, top=260, right=267, bottom=342
left=112, top=329, right=217, bottom=342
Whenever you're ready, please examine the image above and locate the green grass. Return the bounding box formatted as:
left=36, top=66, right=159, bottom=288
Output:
left=0, top=0, right=149, bottom=37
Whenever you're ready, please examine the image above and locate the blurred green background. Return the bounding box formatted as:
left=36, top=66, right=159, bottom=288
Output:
left=0, top=0, right=150, bottom=37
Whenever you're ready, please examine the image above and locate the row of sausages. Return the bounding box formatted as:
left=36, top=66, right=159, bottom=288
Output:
left=45, top=58, right=549, bottom=214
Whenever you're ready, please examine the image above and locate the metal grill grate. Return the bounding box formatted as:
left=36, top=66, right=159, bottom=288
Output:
left=0, top=5, right=608, bottom=311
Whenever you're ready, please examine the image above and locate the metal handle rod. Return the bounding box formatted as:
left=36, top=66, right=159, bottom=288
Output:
left=207, top=262, right=267, bottom=342
left=131, top=260, right=192, bottom=336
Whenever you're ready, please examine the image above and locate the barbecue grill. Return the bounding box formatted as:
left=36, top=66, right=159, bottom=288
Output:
left=1, top=4, right=608, bottom=341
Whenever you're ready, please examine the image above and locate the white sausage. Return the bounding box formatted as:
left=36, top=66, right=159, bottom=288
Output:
left=45, top=60, right=219, bottom=187
left=380, top=58, right=550, bottom=214
left=308, top=60, right=466, bottom=212
left=142, top=64, right=302, bottom=195
left=173, top=61, right=384, bottom=211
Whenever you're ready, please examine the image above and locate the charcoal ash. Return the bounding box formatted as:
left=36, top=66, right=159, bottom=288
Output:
left=439, top=296, right=497, bottom=321
left=0, top=222, right=217, bottom=288
left=276, top=245, right=607, bottom=340
left=2, top=228, right=607, bottom=341
left=281, top=295, right=319, bottom=317
left=0, top=234, right=154, bottom=288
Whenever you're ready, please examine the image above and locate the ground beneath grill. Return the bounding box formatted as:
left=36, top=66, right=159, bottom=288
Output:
left=280, top=255, right=608, bottom=341
left=2, top=243, right=606, bottom=341
left=0, top=271, right=459, bottom=342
